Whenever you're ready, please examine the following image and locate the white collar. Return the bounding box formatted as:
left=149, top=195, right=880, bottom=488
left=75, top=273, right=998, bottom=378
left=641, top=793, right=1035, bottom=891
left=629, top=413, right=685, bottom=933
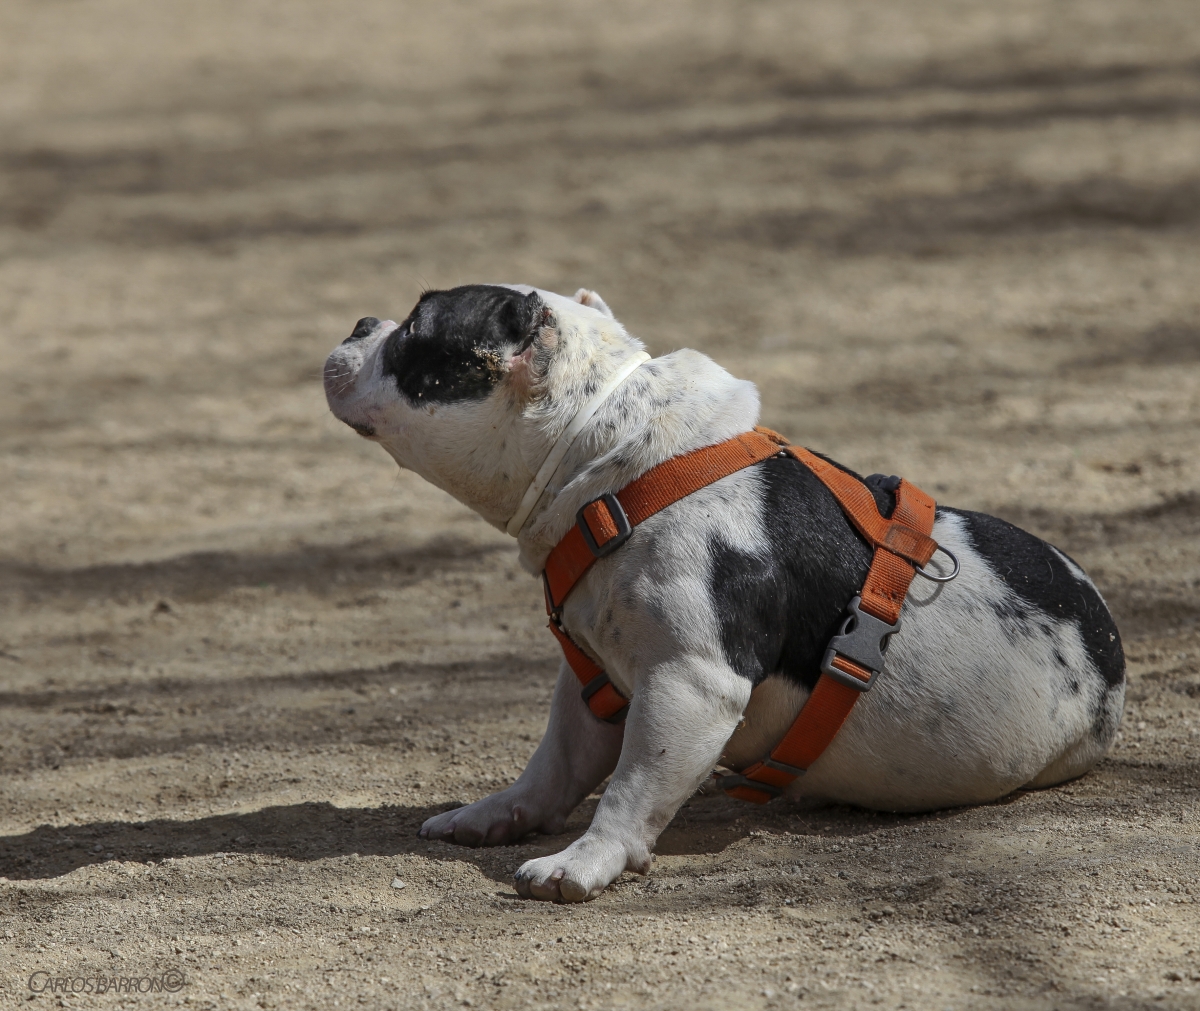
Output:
left=505, top=351, right=651, bottom=537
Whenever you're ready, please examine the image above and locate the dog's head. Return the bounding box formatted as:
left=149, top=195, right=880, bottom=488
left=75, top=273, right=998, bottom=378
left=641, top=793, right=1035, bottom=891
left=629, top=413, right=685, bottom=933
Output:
left=324, top=284, right=641, bottom=528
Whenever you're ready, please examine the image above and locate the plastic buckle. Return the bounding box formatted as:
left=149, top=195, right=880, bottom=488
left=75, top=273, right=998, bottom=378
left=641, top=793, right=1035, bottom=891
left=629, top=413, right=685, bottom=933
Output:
left=576, top=493, right=633, bottom=558
left=820, top=595, right=901, bottom=692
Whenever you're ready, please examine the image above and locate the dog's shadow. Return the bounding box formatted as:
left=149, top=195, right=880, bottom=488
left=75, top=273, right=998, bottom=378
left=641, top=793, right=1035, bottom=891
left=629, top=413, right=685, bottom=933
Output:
left=0, top=800, right=501, bottom=885
left=0, top=789, right=900, bottom=886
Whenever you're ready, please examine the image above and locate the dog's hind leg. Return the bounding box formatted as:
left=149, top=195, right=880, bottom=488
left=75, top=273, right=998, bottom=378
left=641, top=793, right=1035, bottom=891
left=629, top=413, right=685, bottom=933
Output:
left=513, top=656, right=750, bottom=901
left=418, top=661, right=623, bottom=846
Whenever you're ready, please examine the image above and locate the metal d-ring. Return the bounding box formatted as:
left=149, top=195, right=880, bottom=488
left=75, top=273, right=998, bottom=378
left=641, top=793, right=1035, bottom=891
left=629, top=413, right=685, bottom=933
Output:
left=913, top=545, right=960, bottom=583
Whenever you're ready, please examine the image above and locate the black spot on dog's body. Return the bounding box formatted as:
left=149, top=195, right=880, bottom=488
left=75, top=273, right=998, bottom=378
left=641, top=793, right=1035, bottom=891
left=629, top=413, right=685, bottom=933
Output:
left=708, top=454, right=874, bottom=691
left=1090, top=690, right=1121, bottom=744
left=707, top=455, right=1125, bottom=706
left=947, top=509, right=1125, bottom=690
left=380, top=285, right=542, bottom=406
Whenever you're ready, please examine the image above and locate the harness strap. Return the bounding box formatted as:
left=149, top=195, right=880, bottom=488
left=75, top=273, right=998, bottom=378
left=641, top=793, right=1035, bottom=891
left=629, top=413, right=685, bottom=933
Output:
left=546, top=618, right=629, bottom=723
left=724, top=438, right=938, bottom=803
left=544, top=429, right=788, bottom=613
left=539, top=425, right=939, bottom=791
left=543, top=428, right=787, bottom=720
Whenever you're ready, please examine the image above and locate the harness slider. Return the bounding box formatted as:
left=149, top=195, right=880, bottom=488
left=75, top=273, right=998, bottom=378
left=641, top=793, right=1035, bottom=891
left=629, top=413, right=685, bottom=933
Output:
left=579, top=670, right=613, bottom=703
left=761, top=756, right=806, bottom=777
left=579, top=672, right=629, bottom=724
left=715, top=773, right=783, bottom=801
left=576, top=493, right=633, bottom=558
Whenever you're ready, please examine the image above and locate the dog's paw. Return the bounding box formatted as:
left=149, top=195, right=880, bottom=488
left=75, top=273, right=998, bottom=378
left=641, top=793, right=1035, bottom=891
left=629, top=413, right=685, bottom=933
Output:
left=513, top=835, right=637, bottom=902
left=418, top=791, right=560, bottom=847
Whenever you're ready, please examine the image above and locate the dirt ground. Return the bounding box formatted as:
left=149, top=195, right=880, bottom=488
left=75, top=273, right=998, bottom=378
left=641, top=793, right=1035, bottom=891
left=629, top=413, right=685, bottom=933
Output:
left=1, top=1, right=1199, bottom=1008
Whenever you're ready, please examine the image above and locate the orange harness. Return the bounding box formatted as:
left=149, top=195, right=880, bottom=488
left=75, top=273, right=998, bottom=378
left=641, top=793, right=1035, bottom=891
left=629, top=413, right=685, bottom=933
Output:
left=541, top=426, right=941, bottom=802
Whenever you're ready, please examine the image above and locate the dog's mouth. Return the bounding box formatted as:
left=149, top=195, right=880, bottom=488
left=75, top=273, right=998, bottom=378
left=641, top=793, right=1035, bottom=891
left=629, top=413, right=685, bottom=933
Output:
left=325, top=367, right=378, bottom=437
left=325, top=358, right=378, bottom=438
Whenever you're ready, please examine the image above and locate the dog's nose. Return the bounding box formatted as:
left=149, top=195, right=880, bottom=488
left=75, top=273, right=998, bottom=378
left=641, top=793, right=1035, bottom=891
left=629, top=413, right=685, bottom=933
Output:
left=343, top=317, right=381, bottom=344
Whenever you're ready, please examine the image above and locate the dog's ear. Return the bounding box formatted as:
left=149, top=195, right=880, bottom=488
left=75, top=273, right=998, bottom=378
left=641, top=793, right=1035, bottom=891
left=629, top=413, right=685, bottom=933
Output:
left=506, top=292, right=554, bottom=398
left=573, top=288, right=614, bottom=319
left=497, top=290, right=544, bottom=349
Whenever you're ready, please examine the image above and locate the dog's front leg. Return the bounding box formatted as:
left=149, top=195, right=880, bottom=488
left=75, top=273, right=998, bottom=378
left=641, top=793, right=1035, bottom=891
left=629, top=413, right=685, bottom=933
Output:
left=418, top=661, right=623, bottom=846
left=514, top=659, right=749, bottom=902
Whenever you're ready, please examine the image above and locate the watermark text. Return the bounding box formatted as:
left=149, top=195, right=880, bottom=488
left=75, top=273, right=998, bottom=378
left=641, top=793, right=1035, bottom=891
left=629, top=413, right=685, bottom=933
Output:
left=28, top=969, right=186, bottom=995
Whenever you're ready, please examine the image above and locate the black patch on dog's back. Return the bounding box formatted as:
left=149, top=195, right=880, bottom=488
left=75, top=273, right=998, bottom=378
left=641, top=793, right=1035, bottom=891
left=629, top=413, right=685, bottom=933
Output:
left=380, top=285, right=542, bottom=406
left=708, top=456, right=1125, bottom=699
left=946, top=508, right=1125, bottom=689
left=708, top=454, right=875, bottom=691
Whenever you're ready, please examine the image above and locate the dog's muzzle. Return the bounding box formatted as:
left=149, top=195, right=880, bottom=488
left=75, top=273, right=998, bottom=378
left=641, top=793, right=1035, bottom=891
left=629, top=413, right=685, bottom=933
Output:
left=324, top=317, right=395, bottom=435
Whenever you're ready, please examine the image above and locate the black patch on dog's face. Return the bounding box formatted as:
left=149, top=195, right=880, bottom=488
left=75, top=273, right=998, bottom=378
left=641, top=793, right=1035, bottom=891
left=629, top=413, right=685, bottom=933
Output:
left=380, top=285, right=543, bottom=406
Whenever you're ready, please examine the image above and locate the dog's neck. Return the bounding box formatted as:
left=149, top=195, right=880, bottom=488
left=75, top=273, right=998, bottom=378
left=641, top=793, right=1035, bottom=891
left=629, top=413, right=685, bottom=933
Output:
left=514, top=348, right=761, bottom=572
left=505, top=350, right=650, bottom=538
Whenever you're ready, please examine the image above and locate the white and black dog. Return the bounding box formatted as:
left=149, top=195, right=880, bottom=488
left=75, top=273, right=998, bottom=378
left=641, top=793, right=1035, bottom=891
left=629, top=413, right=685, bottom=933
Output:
left=324, top=284, right=1125, bottom=902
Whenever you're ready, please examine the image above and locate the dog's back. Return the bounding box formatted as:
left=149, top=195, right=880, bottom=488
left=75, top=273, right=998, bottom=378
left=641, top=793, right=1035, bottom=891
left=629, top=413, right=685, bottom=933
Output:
left=663, top=453, right=1125, bottom=810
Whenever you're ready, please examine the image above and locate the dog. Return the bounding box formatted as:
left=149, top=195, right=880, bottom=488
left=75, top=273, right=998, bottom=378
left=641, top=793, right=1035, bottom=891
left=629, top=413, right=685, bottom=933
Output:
left=323, top=284, right=1125, bottom=902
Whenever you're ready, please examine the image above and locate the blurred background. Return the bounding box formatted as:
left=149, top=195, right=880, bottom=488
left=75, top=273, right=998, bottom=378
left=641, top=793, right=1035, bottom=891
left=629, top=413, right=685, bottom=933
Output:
left=1, top=2, right=1198, bottom=1007
left=2, top=1, right=1197, bottom=568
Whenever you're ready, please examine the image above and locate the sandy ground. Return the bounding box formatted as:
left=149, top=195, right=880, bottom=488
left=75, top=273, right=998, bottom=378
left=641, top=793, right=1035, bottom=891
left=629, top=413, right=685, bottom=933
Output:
left=1, top=1, right=1199, bottom=1008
